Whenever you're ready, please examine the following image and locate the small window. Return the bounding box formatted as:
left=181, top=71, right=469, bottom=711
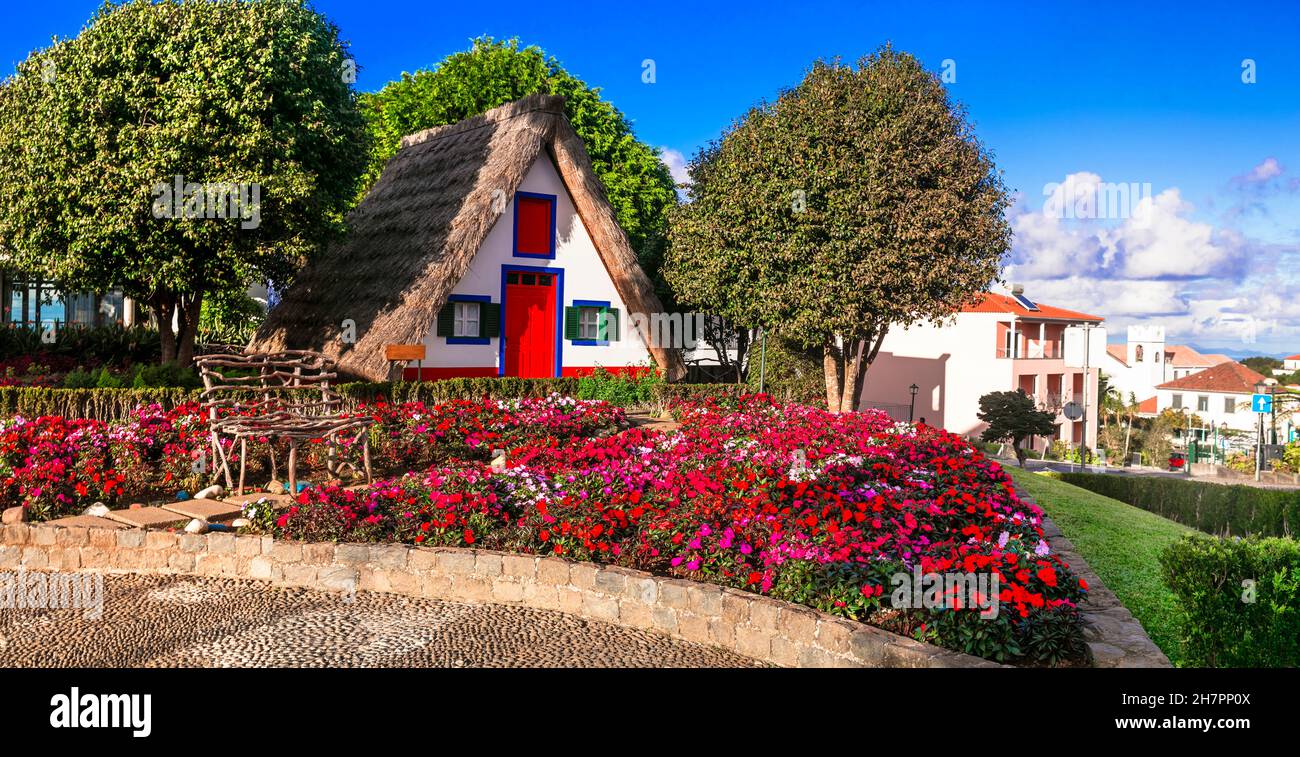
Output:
left=578, top=307, right=600, bottom=340
left=522, top=273, right=536, bottom=286
left=537, top=274, right=551, bottom=286
left=514, top=193, right=556, bottom=258
left=1172, top=394, right=1183, bottom=409
left=453, top=302, right=480, bottom=338
left=1224, top=397, right=1236, bottom=414
left=1197, top=396, right=1209, bottom=412
left=1136, top=345, right=1145, bottom=362
left=507, top=272, right=519, bottom=285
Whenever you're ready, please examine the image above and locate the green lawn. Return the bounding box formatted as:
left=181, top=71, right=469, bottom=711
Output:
left=1003, top=466, right=1192, bottom=666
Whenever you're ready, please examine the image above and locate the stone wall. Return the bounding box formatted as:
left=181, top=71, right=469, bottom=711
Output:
left=0, top=521, right=1000, bottom=668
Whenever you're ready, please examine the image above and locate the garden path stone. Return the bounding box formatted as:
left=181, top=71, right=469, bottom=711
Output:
left=104, top=507, right=189, bottom=530
left=0, top=572, right=763, bottom=668
left=162, top=500, right=245, bottom=523
left=43, top=515, right=127, bottom=529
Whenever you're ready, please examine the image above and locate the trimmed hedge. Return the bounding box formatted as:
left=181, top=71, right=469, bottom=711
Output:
left=1160, top=533, right=1300, bottom=667
left=0, top=378, right=753, bottom=422
left=1059, top=472, right=1299, bottom=538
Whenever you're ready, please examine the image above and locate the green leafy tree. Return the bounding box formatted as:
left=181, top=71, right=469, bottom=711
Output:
left=1241, top=356, right=1281, bottom=375
left=665, top=46, right=1010, bottom=412
left=0, top=0, right=368, bottom=365
left=359, top=37, right=678, bottom=296
left=977, top=390, right=1057, bottom=467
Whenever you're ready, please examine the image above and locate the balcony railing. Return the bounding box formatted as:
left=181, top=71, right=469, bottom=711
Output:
left=997, top=341, right=1065, bottom=359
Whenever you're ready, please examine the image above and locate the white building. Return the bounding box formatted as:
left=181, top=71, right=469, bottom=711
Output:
left=1153, top=361, right=1269, bottom=436
left=861, top=289, right=1104, bottom=451
left=1101, top=325, right=1233, bottom=407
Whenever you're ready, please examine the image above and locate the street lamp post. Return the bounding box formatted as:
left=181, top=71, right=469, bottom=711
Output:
left=908, top=383, right=919, bottom=423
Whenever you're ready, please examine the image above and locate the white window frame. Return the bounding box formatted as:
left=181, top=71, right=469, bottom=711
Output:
left=578, top=307, right=601, bottom=341
left=1197, top=395, right=1209, bottom=412
left=453, top=301, right=480, bottom=338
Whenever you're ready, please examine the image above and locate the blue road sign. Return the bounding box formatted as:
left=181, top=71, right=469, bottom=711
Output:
left=1252, top=393, right=1273, bottom=414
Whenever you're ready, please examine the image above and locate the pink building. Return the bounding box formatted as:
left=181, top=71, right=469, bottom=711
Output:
left=861, top=291, right=1104, bottom=451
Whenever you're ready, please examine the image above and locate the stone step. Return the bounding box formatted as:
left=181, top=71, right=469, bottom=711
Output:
left=43, top=514, right=128, bottom=530
left=161, top=499, right=245, bottom=523
left=103, top=507, right=190, bottom=530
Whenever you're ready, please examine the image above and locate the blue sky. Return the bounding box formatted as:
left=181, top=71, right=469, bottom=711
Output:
left=4, top=1, right=1299, bottom=354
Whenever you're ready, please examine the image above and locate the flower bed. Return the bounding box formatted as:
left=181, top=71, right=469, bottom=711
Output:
left=0, top=395, right=627, bottom=520
left=275, top=395, right=1088, bottom=664
left=0, top=392, right=1087, bottom=664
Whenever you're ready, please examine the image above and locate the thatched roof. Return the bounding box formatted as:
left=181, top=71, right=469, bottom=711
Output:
left=250, top=94, right=685, bottom=382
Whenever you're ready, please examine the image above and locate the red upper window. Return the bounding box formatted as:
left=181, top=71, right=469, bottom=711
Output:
left=514, top=193, right=555, bottom=257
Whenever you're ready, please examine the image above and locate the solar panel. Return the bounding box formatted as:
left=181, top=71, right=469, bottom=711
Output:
left=1013, top=293, right=1039, bottom=311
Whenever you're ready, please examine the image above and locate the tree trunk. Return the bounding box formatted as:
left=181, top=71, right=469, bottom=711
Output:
left=823, top=338, right=844, bottom=411
left=152, top=290, right=205, bottom=366
left=823, top=327, right=888, bottom=414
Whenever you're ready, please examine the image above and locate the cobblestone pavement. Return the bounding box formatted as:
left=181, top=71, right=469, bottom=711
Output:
left=0, top=572, right=762, bottom=668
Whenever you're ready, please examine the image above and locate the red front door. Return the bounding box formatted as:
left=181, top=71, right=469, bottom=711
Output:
left=503, top=270, right=557, bottom=377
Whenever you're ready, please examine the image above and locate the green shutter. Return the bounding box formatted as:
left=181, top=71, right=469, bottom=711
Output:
left=436, top=303, right=454, bottom=337
left=564, top=306, right=580, bottom=340
left=601, top=308, right=620, bottom=341
left=479, top=302, right=500, bottom=339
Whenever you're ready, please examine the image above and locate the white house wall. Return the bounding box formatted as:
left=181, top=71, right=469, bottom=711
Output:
left=414, top=152, right=652, bottom=376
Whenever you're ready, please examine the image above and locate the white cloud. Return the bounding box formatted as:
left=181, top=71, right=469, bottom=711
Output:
left=1236, top=157, right=1284, bottom=185
left=1004, top=170, right=1295, bottom=351
left=660, top=147, right=691, bottom=189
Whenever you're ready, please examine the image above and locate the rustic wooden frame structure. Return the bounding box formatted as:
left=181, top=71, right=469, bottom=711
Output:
left=196, top=350, right=374, bottom=496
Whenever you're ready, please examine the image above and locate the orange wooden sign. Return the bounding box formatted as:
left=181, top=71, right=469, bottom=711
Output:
left=385, top=344, right=426, bottom=362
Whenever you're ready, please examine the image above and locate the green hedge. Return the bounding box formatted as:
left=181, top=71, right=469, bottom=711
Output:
left=1160, top=533, right=1300, bottom=667
left=0, top=378, right=751, bottom=422
left=1059, top=472, right=1299, bottom=538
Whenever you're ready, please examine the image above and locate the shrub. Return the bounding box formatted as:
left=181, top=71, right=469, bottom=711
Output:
left=1058, top=472, right=1300, bottom=538
left=1160, top=533, right=1300, bottom=667
left=575, top=366, right=662, bottom=407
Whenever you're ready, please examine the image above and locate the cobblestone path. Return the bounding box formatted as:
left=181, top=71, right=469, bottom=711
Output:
left=0, top=572, right=762, bottom=668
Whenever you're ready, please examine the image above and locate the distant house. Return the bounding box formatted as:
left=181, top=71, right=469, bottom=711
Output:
left=861, top=288, right=1103, bottom=452
left=251, top=95, right=684, bottom=382
left=1100, top=325, right=1233, bottom=409
left=1154, top=361, right=1268, bottom=435
left=0, top=268, right=137, bottom=330
left=1284, top=354, right=1300, bottom=372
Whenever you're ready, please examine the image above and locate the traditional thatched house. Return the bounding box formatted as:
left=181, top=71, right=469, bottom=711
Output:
left=250, top=94, right=684, bottom=382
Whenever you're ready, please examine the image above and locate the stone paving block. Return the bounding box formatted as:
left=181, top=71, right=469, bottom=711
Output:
left=221, top=492, right=294, bottom=510
left=161, top=499, right=245, bottom=523
left=104, top=507, right=188, bottom=530
left=44, top=515, right=127, bottom=530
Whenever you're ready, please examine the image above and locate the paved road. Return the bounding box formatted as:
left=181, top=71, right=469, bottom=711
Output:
left=0, top=572, right=761, bottom=668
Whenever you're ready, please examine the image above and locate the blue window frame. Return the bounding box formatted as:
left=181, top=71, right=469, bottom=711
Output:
left=512, top=191, right=557, bottom=259
left=570, top=299, right=611, bottom=346
left=446, top=293, right=492, bottom=345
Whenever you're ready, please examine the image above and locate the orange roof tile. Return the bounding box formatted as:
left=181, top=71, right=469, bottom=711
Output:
left=1137, top=396, right=1158, bottom=414
left=961, top=292, right=1103, bottom=322
left=1164, top=345, right=1228, bottom=368
left=1105, top=344, right=1128, bottom=366
left=1156, top=361, right=1268, bottom=393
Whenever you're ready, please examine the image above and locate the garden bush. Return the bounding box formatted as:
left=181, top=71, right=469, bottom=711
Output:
left=1160, top=533, right=1300, bottom=667
left=1059, top=472, right=1300, bottom=538
left=0, top=377, right=758, bottom=422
